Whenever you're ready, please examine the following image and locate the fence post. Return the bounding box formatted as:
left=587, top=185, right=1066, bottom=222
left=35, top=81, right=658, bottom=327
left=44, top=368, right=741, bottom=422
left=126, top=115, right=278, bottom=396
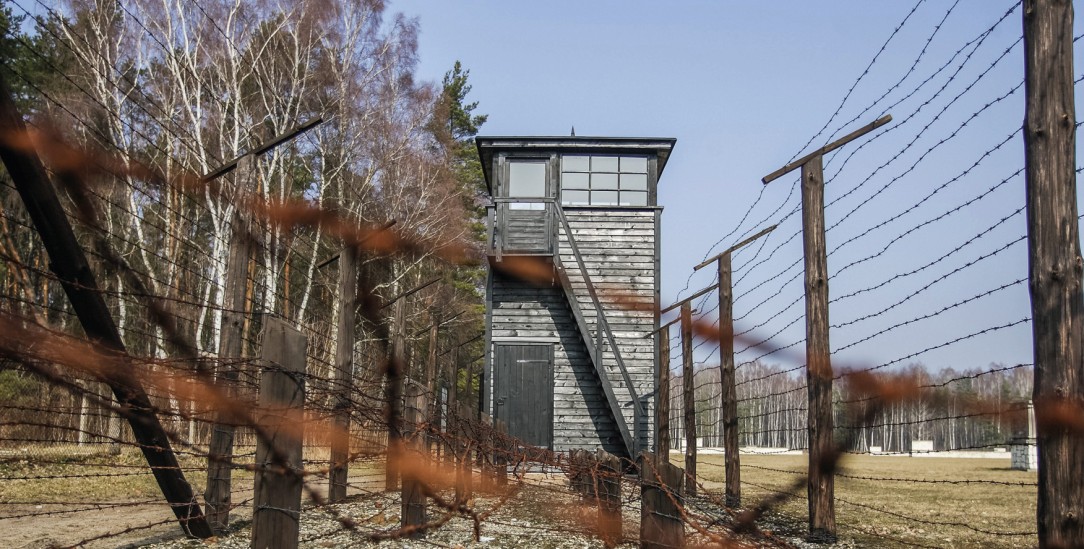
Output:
left=689, top=225, right=777, bottom=508
left=329, top=245, right=358, bottom=503
left=718, top=252, right=740, bottom=507
left=799, top=155, right=835, bottom=542
left=657, top=325, right=671, bottom=463
left=1022, top=0, right=1084, bottom=546
left=386, top=297, right=407, bottom=491
left=401, top=380, right=427, bottom=538
left=463, top=355, right=476, bottom=417
left=205, top=169, right=252, bottom=528
left=690, top=226, right=778, bottom=490
left=479, top=413, right=495, bottom=491
left=595, top=449, right=622, bottom=547
left=251, top=317, right=306, bottom=549
left=763, top=116, right=888, bottom=542
left=569, top=449, right=593, bottom=497
left=494, top=418, right=508, bottom=486
left=680, top=302, right=696, bottom=497
left=205, top=157, right=256, bottom=529
left=445, top=346, right=459, bottom=464
left=455, top=402, right=473, bottom=502
left=425, top=316, right=440, bottom=454
left=639, top=451, right=684, bottom=549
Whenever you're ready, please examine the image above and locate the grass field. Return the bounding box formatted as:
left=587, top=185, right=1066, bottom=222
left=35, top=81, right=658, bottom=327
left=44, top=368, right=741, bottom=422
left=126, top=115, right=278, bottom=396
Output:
left=696, top=452, right=1038, bottom=548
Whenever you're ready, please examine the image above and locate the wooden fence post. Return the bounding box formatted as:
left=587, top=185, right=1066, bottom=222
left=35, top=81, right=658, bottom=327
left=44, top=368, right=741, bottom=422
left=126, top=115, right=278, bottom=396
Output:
left=445, top=346, right=459, bottom=464
left=425, top=316, right=440, bottom=454
left=690, top=225, right=776, bottom=508
left=1023, top=1, right=1084, bottom=546
left=463, top=356, right=476, bottom=417
left=639, top=451, right=684, bottom=549
left=680, top=302, right=696, bottom=497
left=479, top=413, right=495, bottom=491
left=718, top=249, right=742, bottom=507
left=799, top=154, right=835, bottom=542
left=455, top=402, right=473, bottom=502
left=763, top=116, right=888, bottom=542
left=400, top=380, right=426, bottom=538
left=329, top=245, right=358, bottom=503
left=595, top=449, right=622, bottom=547
left=494, top=419, right=508, bottom=486
left=205, top=190, right=252, bottom=528
left=717, top=252, right=740, bottom=507
left=569, top=449, right=594, bottom=498
left=386, top=297, right=407, bottom=492
left=251, top=317, right=306, bottom=549
left=657, top=325, right=671, bottom=463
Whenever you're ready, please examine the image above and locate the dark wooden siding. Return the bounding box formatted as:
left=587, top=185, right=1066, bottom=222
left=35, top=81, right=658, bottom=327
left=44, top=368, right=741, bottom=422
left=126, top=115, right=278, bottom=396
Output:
left=560, top=208, right=657, bottom=451
left=488, top=208, right=657, bottom=455
left=500, top=208, right=551, bottom=253
left=489, top=275, right=627, bottom=455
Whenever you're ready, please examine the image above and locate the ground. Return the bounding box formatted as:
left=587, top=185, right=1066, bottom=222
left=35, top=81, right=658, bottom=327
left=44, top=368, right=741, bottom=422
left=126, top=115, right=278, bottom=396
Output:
left=1, top=448, right=1038, bottom=548
left=696, top=452, right=1038, bottom=548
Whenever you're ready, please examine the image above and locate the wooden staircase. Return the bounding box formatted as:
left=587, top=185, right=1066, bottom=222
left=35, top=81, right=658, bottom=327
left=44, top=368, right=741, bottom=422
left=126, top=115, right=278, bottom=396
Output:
left=553, top=205, right=642, bottom=458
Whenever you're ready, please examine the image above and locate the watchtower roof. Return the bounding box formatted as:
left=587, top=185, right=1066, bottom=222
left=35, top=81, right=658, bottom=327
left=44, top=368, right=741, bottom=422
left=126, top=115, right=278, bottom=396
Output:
left=475, top=135, right=677, bottom=195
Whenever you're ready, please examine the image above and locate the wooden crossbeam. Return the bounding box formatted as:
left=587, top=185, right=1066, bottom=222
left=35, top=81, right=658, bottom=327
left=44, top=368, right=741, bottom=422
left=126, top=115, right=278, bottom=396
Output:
left=762, top=114, right=891, bottom=184
left=692, top=224, right=777, bottom=271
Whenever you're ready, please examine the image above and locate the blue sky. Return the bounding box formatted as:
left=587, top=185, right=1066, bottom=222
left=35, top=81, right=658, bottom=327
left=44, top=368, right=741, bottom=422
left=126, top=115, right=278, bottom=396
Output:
left=393, top=0, right=1084, bottom=374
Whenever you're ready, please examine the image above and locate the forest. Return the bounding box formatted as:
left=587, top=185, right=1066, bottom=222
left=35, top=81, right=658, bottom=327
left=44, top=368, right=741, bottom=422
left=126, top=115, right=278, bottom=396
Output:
left=0, top=0, right=1039, bottom=457
left=670, top=361, right=1034, bottom=454
left=0, top=0, right=488, bottom=447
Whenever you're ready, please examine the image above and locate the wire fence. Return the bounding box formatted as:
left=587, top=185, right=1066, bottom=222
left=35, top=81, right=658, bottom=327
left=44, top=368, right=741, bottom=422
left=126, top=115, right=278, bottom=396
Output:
left=1, top=0, right=1081, bottom=548
left=660, top=1, right=1081, bottom=546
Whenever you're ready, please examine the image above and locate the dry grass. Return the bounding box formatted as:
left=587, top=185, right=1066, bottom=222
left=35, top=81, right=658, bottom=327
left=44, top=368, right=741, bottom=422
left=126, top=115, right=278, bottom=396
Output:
left=0, top=444, right=368, bottom=504
left=695, top=452, right=1037, bottom=548
left=0, top=447, right=203, bottom=503
left=2, top=446, right=1040, bottom=548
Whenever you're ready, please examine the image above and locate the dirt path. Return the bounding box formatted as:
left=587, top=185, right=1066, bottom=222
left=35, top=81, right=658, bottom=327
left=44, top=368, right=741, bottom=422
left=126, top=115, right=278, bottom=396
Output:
left=6, top=499, right=197, bottom=549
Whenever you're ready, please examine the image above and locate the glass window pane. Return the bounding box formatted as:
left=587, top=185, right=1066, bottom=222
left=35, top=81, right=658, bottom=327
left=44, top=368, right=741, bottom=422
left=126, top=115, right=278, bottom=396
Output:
left=620, top=156, right=648, bottom=173
left=508, top=161, right=547, bottom=197
left=621, top=173, right=648, bottom=190
left=592, top=190, right=619, bottom=205
left=621, top=191, right=648, bottom=206
left=562, top=172, right=590, bottom=189
left=563, top=190, right=590, bottom=205
left=591, top=156, right=619, bottom=172
left=563, top=155, right=590, bottom=172
left=592, top=173, right=619, bottom=190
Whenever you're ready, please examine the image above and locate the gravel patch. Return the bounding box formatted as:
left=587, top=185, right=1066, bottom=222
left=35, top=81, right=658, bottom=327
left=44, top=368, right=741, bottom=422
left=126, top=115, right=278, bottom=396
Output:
left=148, top=478, right=639, bottom=549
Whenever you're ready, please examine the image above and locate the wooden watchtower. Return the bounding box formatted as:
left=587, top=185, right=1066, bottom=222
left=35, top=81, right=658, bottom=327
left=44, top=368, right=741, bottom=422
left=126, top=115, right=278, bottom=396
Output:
left=477, top=136, right=675, bottom=459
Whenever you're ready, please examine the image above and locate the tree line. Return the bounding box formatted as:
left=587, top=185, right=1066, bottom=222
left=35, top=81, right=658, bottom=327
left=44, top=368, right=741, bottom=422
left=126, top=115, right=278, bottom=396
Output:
left=667, top=361, right=1034, bottom=453
left=0, top=0, right=488, bottom=449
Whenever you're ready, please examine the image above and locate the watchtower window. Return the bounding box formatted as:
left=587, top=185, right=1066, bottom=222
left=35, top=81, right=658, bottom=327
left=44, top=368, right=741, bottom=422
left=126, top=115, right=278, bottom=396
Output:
left=560, top=155, right=648, bottom=206
left=507, top=160, right=548, bottom=210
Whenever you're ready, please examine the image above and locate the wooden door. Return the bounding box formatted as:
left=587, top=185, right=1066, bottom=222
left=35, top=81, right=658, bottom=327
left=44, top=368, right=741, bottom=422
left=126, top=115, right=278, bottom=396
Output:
left=493, top=343, right=554, bottom=448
